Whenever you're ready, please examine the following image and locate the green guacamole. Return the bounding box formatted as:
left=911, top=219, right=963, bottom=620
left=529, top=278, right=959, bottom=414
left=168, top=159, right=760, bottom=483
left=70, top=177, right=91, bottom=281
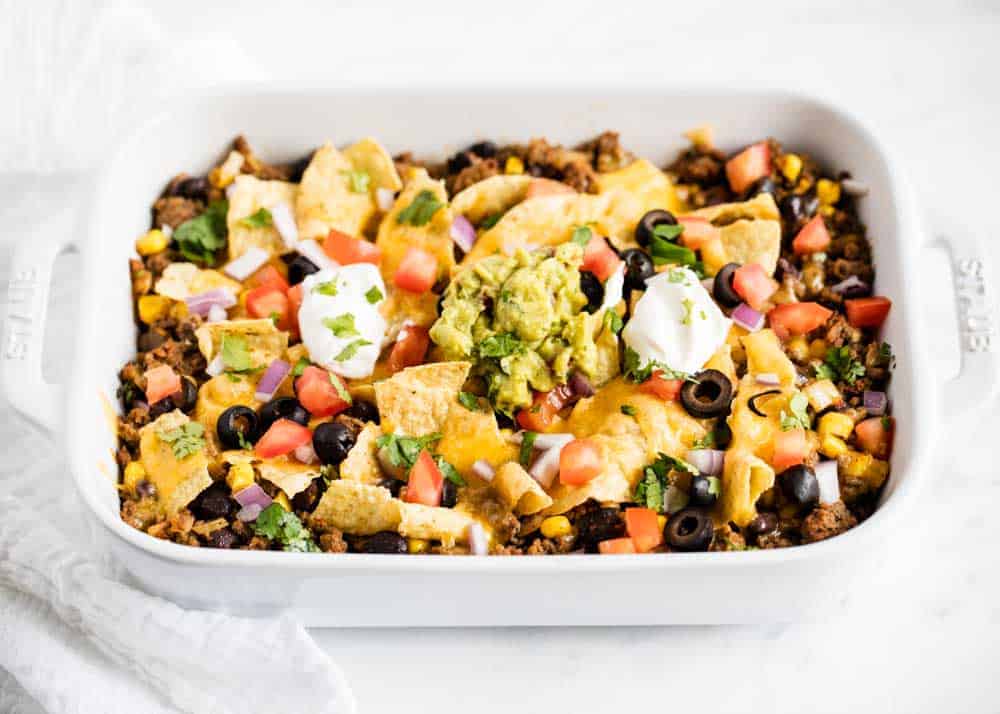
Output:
left=430, top=243, right=599, bottom=414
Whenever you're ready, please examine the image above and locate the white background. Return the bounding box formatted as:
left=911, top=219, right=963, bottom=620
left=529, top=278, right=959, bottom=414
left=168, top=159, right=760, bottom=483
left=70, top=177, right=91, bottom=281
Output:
left=2, top=1, right=1000, bottom=712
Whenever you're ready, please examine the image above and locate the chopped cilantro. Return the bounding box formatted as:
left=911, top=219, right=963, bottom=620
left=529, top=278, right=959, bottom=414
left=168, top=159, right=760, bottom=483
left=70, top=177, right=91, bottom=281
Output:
left=622, top=346, right=694, bottom=384
left=365, top=285, right=383, bottom=304
left=680, top=297, right=695, bottom=326
left=376, top=433, right=443, bottom=470
left=435, top=456, right=466, bottom=486
left=312, top=280, right=339, bottom=296
left=477, top=332, right=525, bottom=359
left=174, top=199, right=228, bottom=265
left=570, top=224, right=593, bottom=247
left=603, top=309, right=623, bottom=334
left=481, top=212, right=504, bottom=229
left=396, top=190, right=444, bottom=226
left=291, top=356, right=310, bottom=376
left=328, top=373, right=353, bottom=405
left=633, top=452, right=699, bottom=512
left=157, top=421, right=206, bottom=460
left=692, top=431, right=716, bottom=449
left=334, top=338, right=371, bottom=362
left=620, top=404, right=637, bottom=417
left=519, top=431, right=538, bottom=468
left=341, top=169, right=371, bottom=194
left=253, top=504, right=319, bottom=552
left=667, top=268, right=691, bottom=284
left=458, top=392, right=482, bottom=411
left=239, top=207, right=273, bottom=229
left=220, top=333, right=253, bottom=372
left=707, top=476, right=722, bottom=498
left=236, top=430, right=252, bottom=451
left=815, top=345, right=866, bottom=383
left=323, top=313, right=359, bottom=338
left=268, top=311, right=281, bottom=326
left=779, top=392, right=811, bottom=431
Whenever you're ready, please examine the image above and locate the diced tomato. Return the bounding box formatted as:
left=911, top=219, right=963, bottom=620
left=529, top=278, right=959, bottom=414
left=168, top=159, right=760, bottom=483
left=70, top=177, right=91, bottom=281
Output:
left=677, top=216, right=721, bottom=250
left=404, top=450, right=444, bottom=507
left=768, top=302, right=834, bottom=339
left=295, top=365, right=351, bottom=418
left=732, top=263, right=778, bottom=311
left=255, top=418, right=312, bottom=459
left=525, top=178, right=575, bottom=199
left=144, top=364, right=181, bottom=405
left=582, top=234, right=622, bottom=282
left=516, top=391, right=562, bottom=432
left=725, top=142, right=771, bottom=194
left=624, top=507, right=663, bottom=553
left=246, top=264, right=289, bottom=293
left=772, top=428, right=808, bottom=473
left=845, top=296, right=892, bottom=329
left=286, top=283, right=304, bottom=333
left=245, top=285, right=292, bottom=331
left=559, top=438, right=604, bottom=486
left=640, top=371, right=683, bottom=401
left=792, top=216, right=832, bottom=255
left=322, top=229, right=381, bottom=265
left=393, top=247, right=438, bottom=293
left=598, top=538, right=637, bottom=555
left=387, top=323, right=430, bottom=373
left=855, top=416, right=894, bottom=459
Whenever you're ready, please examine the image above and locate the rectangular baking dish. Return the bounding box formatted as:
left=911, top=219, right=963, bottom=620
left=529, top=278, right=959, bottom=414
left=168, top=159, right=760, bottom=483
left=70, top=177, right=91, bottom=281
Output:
left=5, top=85, right=995, bottom=626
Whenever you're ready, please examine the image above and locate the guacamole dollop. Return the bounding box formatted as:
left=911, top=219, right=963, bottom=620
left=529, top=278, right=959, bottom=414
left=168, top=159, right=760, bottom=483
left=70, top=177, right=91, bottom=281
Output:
left=429, top=243, right=599, bottom=414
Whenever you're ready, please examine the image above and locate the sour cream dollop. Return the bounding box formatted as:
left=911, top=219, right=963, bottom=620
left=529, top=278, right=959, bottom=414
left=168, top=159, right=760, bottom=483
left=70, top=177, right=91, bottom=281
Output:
left=298, top=265, right=387, bottom=379
left=621, top=267, right=731, bottom=375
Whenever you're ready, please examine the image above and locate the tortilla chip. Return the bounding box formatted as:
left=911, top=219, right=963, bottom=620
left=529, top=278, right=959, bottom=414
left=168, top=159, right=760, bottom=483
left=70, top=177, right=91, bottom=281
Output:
left=704, top=343, right=737, bottom=387
left=379, top=288, right=440, bottom=333
left=492, top=462, right=552, bottom=515
left=257, top=458, right=320, bottom=497
left=311, top=480, right=401, bottom=535
left=195, top=319, right=289, bottom=367
left=374, top=361, right=471, bottom=436
left=154, top=263, right=240, bottom=301
left=716, top=450, right=776, bottom=529
left=742, top=329, right=797, bottom=386
left=691, top=193, right=782, bottom=276
left=341, top=137, right=403, bottom=193
left=339, top=423, right=383, bottom=484
left=397, top=502, right=478, bottom=548
left=436, top=400, right=517, bottom=477
left=296, top=142, right=376, bottom=241
left=139, top=410, right=212, bottom=516
left=227, top=175, right=298, bottom=260
left=597, top=158, right=681, bottom=222
left=374, top=168, right=455, bottom=285
left=450, top=174, right=532, bottom=224
left=544, top=433, right=643, bottom=515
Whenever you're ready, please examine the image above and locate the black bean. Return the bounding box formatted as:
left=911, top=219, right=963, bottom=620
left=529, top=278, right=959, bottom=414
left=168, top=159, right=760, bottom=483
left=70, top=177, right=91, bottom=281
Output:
left=779, top=465, right=820, bottom=507
left=313, top=422, right=356, bottom=466
left=137, top=330, right=166, bottom=352
left=191, top=481, right=233, bottom=520
left=378, top=478, right=403, bottom=498
left=447, top=152, right=472, bottom=174
left=575, top=507, right=624, bottom=553
left=365, top=531, right=407, bottom=554
left=345, top=400, right=380, bottom=424
left=292, top=479, right=321, bottom=512
left=747, top=512, right=778, bottom=537
left=467, top=141, right=498, bottom=158
left=173, top=377, right=198, bottom=413
left=174, top=176, right=209, bottom=202
left=440, top=480, right=458, bottom=508
left=208, top=527, right=238, bottom=549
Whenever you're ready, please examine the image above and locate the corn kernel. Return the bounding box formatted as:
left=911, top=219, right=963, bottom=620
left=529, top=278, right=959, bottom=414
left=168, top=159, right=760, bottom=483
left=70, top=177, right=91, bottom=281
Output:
left=123, top=462, right=146, bottom=492
left=209, top=150, right=245, bottom=189
left=138, top=295, right=171, bottom=324
left=135, top=229, right=169, bottom=256
left=540, top=515, right=573, bottom=539
left=408, top=538, right=430, bottom=554
left=274, top=492, right=292, bottom=511
left=839, top=450, right=873, bottom=479
left=781, top=154, right=803, bottom=183
left=657, top=515, right=667, bottom=532
left=819, top=204, right=835, bottom=217
left=227, top=462, right=255, bottom=493
left=786, top=335, right=810, bottom=362
left=808, top=338, right=828, bottom=360
left=818, top=412, right=854, bottom=439
left=168, top=301, right=189, bottom=320
left=864, top=458, right=890, bottom=489
left=504, top=156, right=524, bottom=175
left=816, top=178, right=841, bottom=206
left=819, top=434, right=848, bottom=458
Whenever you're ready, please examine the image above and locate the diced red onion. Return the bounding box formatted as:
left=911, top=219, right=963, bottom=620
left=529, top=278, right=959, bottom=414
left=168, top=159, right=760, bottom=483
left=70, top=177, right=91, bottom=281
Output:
left=685, top=449, right=725, bottom=476
left=568, top=372, right=595, bottom=399
left=254, top=359, right=291, bottom=402
left=207, top=303, right=228, bottom=323
left=547, top=383, right=577, bottom=411
left=471, top=459, right=495, bottom=481
left=528, top=446, right=561, bottom=488
left=376, top=187, right=396, bottom=212
left=293, top=442, right=318, bottom=465
left=225, top=182, right=238, bottom=200
left=815, top=460, right=840, bottom=504
left=831, top=275, right=871, bottom=297
left=233, top=483, right=272, bottom=509
left=664, top=484, right=689, bottom=514
left=756, top=373, right=780, bottom=386
left=777, top=257, right=800, bottom=281
left=160, top=224, right=173, bottom=239
left=449, top=215, right=477, bottom=253
left=185, top=288, right=237, bottom=317
left=732, top=303, right=765, bottom=332
left=467, top=522, right=489, bottom=555
left=296, top=239, right=338, bottom=271
left=841, top=178, right=869, bottom=197
left=224, top=247, right=270, bottom=281
left=863, top=390, right=888, bottom=416
left=206, top=353, right=225, bottom=377
left=236, top=503, right=264, bottom=522
left=270, top=201, right=298, bottom=247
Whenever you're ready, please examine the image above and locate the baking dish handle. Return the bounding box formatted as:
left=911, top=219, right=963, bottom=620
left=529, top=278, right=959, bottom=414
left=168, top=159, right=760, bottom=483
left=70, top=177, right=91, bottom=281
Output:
left=935, top=224, right=999, bottom=421
left=1, top=235, right=77, bottom=431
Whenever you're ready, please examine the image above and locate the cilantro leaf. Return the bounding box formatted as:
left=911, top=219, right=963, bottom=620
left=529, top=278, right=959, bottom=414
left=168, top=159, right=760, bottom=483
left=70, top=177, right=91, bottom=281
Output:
left=815, top=345, right=866, bottom=383
left=174, top=200, right=228, bottom=265
left=435, top=456, right=466, bottom=486
left=779, top=392, right=811, bottom=431
left=570, top=225, right=593, bottom=247
left=680, top=297, right=695, bottom=326
left=603, top=309, right=623, bottom=335
left=341, top=169, right=371, bottom=194
left=458, top=392, right=482, bottom=411
left=328, top=372, right=353, bottom=405
left=622, top=346, right=693, bottom=384
left=312, top=280, right=339, bottom=296
left=519, top=431, right=538, bottom=468
left=220, top=333, right=253, bottom=372
left=481, top=212, right=504, bottom=229
left=396, top=190, right=444, bottom=226
left=323, top=313, right=359, bottom=338
left=376, top=433, right=443, bottom=470
left=239, top=207, right=273, bottom=229
left=633, top=452, right=698, bottom=513
left=365, top=285, right=383, bottom=304
left=291, top=356, right=310, bottom=376
left=477, top=332, right=525, bottom=359
left=620, top=404, right=637, bottom=417
left=253, top=504, right=319, bottom=552
left=334, top=339, right=371, bottom=362
left=692, top=431, right=716, bottom=449
left=157, top=421, right=206, bottom=460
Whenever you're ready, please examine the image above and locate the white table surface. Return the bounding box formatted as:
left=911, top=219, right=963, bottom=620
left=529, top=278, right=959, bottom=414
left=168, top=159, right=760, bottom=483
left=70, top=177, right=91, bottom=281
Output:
left=2, top=2, right=999, bottom=712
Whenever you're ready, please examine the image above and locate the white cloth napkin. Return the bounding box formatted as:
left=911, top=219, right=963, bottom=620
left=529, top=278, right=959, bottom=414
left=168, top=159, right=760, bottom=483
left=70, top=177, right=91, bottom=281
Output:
left=0, top=2, right=355, bottom=712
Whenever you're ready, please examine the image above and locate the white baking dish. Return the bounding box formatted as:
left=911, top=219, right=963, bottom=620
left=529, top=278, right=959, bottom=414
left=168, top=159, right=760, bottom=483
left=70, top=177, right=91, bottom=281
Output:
left=4, top=86, right=996, bottom=626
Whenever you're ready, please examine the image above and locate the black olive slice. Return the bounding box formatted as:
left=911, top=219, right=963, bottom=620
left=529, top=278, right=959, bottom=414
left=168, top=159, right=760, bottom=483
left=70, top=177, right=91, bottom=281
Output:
left=664, top=508, right=714, bottom=552
left=713, top=263, right=743, bottom=308
left=635, top=209, right=678, bottom=247
left=747, top=389, right=782, bottom=417
left=680, top=369, right=734, bottom=419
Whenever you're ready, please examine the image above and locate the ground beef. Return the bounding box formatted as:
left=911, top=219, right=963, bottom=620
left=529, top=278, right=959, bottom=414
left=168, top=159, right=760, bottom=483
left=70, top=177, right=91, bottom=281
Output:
left=144, top=251, right=174, bottom=277
left=234, top=135, right=290, bottom=180
left=756, top=530, right=800, bottom=549
left=120, top=496, right=161, bottom=531
left=801, top=501, right=857, bottom=543
left=309, top=516, right=349, bottom=553
left=392, top=151, right=423, bottom=179
left=577, top=131, right=632, bottom=173
left=518, top=138, right=598, bottom=193
left=709, top=524, right=747, bottom=551
left=668, top=146, right=727, bottom=185
left=524, top=535, right=576, bottom=555
left=448, top=157, right=499, bottom=194
left=130, top=259, right=153, bottom=296
left=152, top=196, right=201, bottom=230
left=824, top=313, right=862, bottom=347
